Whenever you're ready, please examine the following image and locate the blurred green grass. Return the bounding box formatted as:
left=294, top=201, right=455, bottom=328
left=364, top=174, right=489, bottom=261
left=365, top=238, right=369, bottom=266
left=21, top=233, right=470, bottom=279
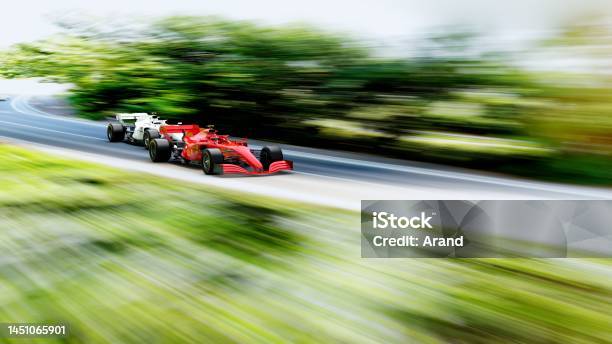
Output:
left=0, top=144, right=610, bottom=343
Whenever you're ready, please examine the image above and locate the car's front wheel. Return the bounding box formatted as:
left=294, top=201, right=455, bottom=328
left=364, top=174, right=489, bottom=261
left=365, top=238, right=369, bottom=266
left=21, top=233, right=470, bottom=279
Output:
left=260, top=146, right=283, bottom=170
left=149, top=139, right=171, bottom=162
left=202, top=148, right=224, bottom=175
left=143, top=129, right=161, bottom=149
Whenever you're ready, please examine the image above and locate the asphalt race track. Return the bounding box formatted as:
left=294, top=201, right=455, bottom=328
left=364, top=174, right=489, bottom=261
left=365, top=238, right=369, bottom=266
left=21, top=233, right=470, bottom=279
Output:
left=1, top=94, right=611, bottom=209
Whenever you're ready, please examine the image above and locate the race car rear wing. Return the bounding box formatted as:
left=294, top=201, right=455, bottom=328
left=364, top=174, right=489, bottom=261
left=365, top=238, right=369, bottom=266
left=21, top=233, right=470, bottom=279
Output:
left=161, top=124, right=201, bottom=134
left=115, top=113, right=150, bottom=122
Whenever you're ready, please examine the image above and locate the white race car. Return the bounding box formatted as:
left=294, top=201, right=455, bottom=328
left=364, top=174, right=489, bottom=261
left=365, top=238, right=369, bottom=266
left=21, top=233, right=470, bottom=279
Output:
left=107, top=113, right=167, bottom=148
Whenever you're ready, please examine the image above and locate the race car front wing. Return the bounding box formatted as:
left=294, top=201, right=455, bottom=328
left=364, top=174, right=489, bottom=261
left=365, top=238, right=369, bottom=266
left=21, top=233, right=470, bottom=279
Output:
left=221, top=160, right=293, bottom=175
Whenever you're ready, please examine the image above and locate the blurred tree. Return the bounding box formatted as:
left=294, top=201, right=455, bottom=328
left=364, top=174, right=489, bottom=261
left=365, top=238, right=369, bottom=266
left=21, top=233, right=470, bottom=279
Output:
left=0, top=17, right=526, bottom=138
left=2, top=16, right=611, bottom=183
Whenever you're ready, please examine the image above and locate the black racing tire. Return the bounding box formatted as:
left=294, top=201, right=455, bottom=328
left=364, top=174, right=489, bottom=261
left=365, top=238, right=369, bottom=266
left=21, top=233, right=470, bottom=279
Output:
left=202, top=148, right=224, bottom=175
left=107, top=123, right=125, bottom=142
left=143, top=129, right=161, bottom=149
left=149, top=139, right=171, bottom=162
left=260, top=146, right=283, bottom=170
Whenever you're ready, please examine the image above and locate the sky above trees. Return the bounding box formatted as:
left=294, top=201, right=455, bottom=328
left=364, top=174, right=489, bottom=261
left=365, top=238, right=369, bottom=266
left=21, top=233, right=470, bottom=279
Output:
left=2, top=0, right=612, bottom=48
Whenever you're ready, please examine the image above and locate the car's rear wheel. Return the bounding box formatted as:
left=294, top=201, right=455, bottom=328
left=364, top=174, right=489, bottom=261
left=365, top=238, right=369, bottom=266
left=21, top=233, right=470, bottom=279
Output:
left=260, top=146, right=283, bottom=170
left=149, top=139, right=171, bottom=162
left=143, top=129, right=161, bottom=149
left=202, top=148, right=224, bottom=175
left=107, top=123, right=124, bottom=142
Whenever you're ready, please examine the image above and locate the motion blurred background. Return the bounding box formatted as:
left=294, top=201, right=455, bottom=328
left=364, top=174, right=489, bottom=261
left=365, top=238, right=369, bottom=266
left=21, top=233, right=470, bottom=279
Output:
left=0, top=1, right=611, bottom=343
left=2, top=0, right=612, bottom=183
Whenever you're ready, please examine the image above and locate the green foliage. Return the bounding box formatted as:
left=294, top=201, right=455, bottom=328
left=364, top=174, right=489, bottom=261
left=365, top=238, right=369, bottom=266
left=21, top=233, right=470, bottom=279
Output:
left=0, top=144, right=611, bottom=343
left=2, top=16, right=612, bottom=183
left=0, top=17, right=525, bottom=132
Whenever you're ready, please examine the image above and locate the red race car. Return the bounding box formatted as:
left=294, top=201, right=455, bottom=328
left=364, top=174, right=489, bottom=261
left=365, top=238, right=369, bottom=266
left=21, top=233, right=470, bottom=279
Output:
left=148, top=124, right=293, bottom=175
